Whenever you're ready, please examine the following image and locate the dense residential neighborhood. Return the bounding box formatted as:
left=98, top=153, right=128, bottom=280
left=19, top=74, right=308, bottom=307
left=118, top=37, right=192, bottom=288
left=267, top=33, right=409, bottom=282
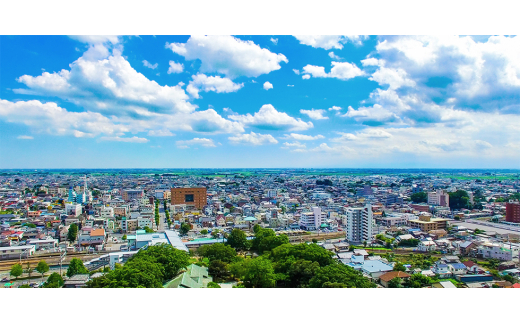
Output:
left=0, top=169, right=519, bottom=288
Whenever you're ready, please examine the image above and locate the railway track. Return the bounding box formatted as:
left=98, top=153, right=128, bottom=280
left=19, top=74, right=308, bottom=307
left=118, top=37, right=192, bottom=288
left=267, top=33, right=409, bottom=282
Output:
left=0, top=251, right=111, bottom=271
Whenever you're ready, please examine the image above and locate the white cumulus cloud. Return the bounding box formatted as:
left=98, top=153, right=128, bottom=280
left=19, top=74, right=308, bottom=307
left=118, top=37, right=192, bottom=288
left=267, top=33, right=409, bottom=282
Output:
left=167, top=61, right=184, bottom=74
left=228, top=132, right=278, bottom=145
left=100, top=136, right=149, bottom=143
left=186, top=74, right=244, bottom=99
left=263, top=81, right=273, bottom=90
left=294, top=35, right=368, bottom=50
left=166, top=35, right=288, bottom=79
left=300, top=109, right=329, bottom=120
left=302, top=62, right=365, bottom=80
left=142, top=60, right=158, bottom=69
left=176, top=138, right=216, bottom=148
left=281, top=133, right=325, bottom=141
left=228, top=104, right=313, bottom=131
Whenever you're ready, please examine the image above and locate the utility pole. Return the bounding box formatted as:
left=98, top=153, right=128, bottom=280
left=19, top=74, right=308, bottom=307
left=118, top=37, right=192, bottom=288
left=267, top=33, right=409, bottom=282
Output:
left=59, top=248, right=66, bottom=276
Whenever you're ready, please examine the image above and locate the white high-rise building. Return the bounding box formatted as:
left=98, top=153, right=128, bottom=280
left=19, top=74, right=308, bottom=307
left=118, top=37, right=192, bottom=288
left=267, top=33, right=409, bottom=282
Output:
left=345, top=203, right=374, bottom=243
left=266, top=189, right=278, bottom=198
left=299, top=206, right=325, bottom=231
left=427, top=190, right=449, bottom=207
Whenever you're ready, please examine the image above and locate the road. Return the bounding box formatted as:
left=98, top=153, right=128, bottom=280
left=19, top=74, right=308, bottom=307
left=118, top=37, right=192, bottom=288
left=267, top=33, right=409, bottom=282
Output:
left=158, top=206, right=166, bottom=231
left=451, top=220, right=520, bottom=235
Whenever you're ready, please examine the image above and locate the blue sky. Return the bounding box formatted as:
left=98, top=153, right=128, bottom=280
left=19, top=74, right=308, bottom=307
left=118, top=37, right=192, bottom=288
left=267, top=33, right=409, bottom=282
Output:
left=1, top=35, right=520, bottom=169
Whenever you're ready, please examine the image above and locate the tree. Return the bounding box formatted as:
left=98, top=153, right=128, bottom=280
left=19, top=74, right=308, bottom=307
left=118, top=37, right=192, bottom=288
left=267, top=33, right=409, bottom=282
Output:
left=284, top=259, right=320, bottom=288
left=410, top=192, right=427, bottom=203
left=43, top=272, right=64, bottom=288
left=308, top=263, right=376, bottom=288
left=88, top=258, right=164, bottom=288
left=449, top=190, right=470, bottom=210
left=10, top=263, right=23, bottom=279
left=25, top=263, right=34, bottom=282
left=180, top=223, right=191, bottom=235
left=503, top=274, right=517, bottom=284
left=198, top=243, right=237, bottom=263
left=388, top=277, right=403, bottom=288
left=226, top=229, right=248, bottom=251
left=207, top=281, right=221, bottom=288
left=406, top=273, right=433, bottom=288
left=211, top=229, right=220, bottom=239
left=35, top=260, right=50, bottom=279
left=200, top=229, right=208, bottom=235
left=393, top=262, right=407, bottom=272
left=251, top=227, right=289, bottom=254
left=67, top=258, right=88, bottom=277
left=128, top=243, right=190, bottom=281
left=87, top=243, right=189, bottom=288
left=143, top=226, right=154, bottom=233
left=122, top=234, right=127, bottom=241
left=242, top=257, right=276, bottom=288
left=67, top=223, right=78, bottom=243
left=208, top=260, right=230, bottom=281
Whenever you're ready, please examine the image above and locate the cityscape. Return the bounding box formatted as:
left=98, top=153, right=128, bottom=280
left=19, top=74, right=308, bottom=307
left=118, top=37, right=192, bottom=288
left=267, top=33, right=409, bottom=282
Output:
left=1, top=34, right=520, bottom=290
left=0, top=168, right=519, bottom=288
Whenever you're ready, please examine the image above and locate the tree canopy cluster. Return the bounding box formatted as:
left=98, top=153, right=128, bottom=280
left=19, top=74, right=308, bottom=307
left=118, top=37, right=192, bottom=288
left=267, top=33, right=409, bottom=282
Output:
left=234, top=230, right=375, bottom=288
left=410, top=192, right=427, bottom=203
left=449, top=190, right=470, bottom=210
left=87, top=243, right=190, bottom=288
left=316, top=179, right=333, bottom=186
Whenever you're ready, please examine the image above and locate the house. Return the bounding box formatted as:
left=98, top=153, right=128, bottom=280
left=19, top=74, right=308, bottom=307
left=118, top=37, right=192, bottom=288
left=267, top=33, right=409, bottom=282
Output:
left=462, top=261, right=481, bottom=274
left=441, top=255, right=460, bottom=263
left=458, top=241, right=477, bottom=256
left=215, top=215, right=225, bottom=227
left=417, top=240, right=437, bottom=252
left=432, top=263, right=452, bottom=278
left=63, top=274, right=90, bottom=288
left=78, top=228, right=106, bottom=247
left=164, top=264, right=213, bottom=288
left=347, top=257, right=394, bottom=279
left=322, top=243, right=336, bottom=252
left=337, top=252, right=354, bottom=262
left=379, top=271, right=411, bottom=288
left=477, top=242, right=520, bottom=261
left=448, top=262, right=467, bottom=275
left=428, top=229, right=447, bottom=239
left=334, top=242, right=350, bottom=252
left=353, top=249, right=369, bottom=258
left=396, top=234, right=414, bottom=242
left=433, top=281, right=457, bottom=288
left=497, top=261, right=517, bottom=271
left=502, top=268, right=520, bottom=278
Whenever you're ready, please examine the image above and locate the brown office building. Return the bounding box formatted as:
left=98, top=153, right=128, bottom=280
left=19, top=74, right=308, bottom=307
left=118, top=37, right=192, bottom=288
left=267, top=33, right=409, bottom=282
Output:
left=171, top=187, right=207, bottom=209
left=506, top=202, right=520, bottom=223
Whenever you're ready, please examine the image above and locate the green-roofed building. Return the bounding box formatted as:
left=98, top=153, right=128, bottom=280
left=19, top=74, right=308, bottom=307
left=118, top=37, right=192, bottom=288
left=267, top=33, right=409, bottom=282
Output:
left=164, top=264, right=213, bottom=288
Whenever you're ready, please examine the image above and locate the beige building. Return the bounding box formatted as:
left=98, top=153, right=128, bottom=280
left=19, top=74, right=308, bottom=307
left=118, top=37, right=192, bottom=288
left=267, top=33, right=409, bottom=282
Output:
left=408, top=215, right=449, bottom=232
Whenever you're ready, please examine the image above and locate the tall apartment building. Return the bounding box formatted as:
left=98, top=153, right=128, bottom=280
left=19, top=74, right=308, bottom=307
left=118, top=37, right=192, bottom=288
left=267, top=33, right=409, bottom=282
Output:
left=506, top=202, right=520, bottom=223
left=122, top=189, right=144, bottom=202
left=65, top=203, right=82, bottom=216
left=266, top=189, right=278, bottom=198
left=427, top=190, right=450, bottom=207
left=345, top=203, right=374, bottom=243
left=171, top=187, right=207, bottom=209
left=299, top=206, right=325, bottom=231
